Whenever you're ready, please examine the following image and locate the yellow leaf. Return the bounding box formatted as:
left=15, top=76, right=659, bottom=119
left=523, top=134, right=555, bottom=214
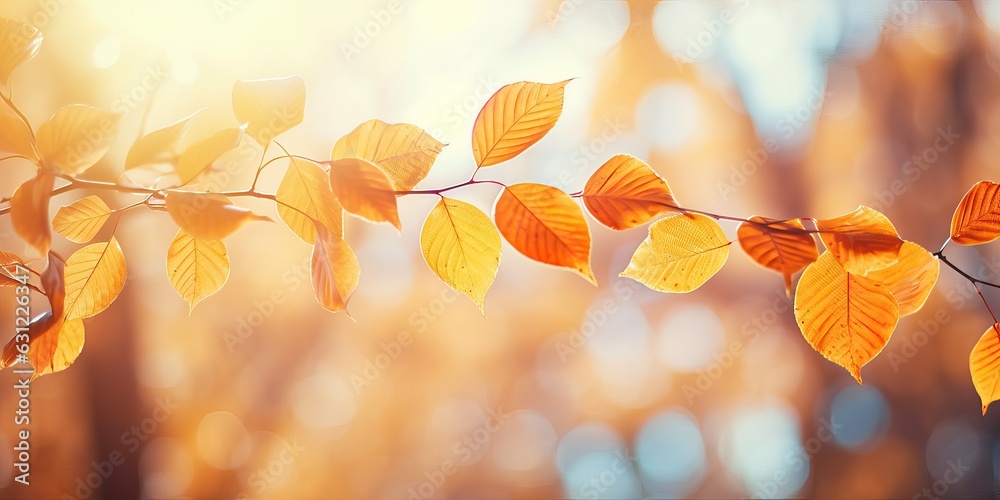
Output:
left=865, top=241, right=939, bottom=316
left=331, top=119, right=445, bottom=191
left=165, top=192, right=271, bottom=240
left=0, top=18, right=42, bottom=87
left=175, top=125, right=246, bottom=184
left=794, top=251, right=899, bottom=384
left=816, top=205, right=903, bottom=275
left=582, top=154, right=678, bottom=230
left=311, top=223, right=360, bottom=313
left=420, top=198, right=501, bottom=311
left=36, top=104, right=122, bottom=175
left=63, top=236, right=127, bottom=320
left=620, top=213, right=730, bottom=293
left=166, top=228, right=230, bottom=313
left=232, top=75, right=306, bottom=145
left=0, top=97, right=36, bottom=160
left=737, top=217, right=818, bottom=295
left=971, top=324, right=1000, bottom=415
left=52, top=195, right=112, bottom=243
left=327, top=157, right=400, bottom=230
left=472, top=80, right=569, bottom=167
left=950, top=181, right=1000, bottom=245
left=124, top=111, right=199, bottom=170
left=10, top=171, right=54, bottom=256
left=276, top=157, right=343, bottom=244
left=494, top=183, right=594, bottom=284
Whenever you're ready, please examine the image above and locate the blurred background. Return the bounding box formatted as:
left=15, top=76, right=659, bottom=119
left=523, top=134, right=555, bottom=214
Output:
left=0, top=0, right=999, bottom=498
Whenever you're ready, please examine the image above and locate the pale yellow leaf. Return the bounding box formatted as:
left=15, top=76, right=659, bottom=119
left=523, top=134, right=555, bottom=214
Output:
left=124, top=111, right=199, bottom=170
left=331, top=119, right=445, bottom=191
left=166, top=228, right=230, bottom=312
left=52, top=195, right=112, bottom=243
left=276, top=157, right=343, bottom=244
left=36, top=105, right=122, bottom=175
left=63, top=237, right=127, bottom=320
left=420, top=198, right=501, bottom=311
left=232, top=75, right=305, bottom=145
left=175, top=125, right=246, bottom=184
left=620, top=213, right=730, bottom=293
left=165, top=192, right=271, bottom=240
left=0, top=18, right=42, bottom=87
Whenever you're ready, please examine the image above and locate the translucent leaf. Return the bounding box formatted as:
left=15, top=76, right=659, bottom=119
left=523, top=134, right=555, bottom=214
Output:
left=166, top=228, right=230, bottom=313
left=10, top=171, right=54, bottom=256
left=971, top=324, right=1000, bottom=415
left=311, top=222, right=360, bottom=313
left=472, top=80, right=569, bottom=167
left=816, top=205, right=903, bottom=275
left=175, top=125, right=246, bottom=184
left=620, top=213, right=730, bottom=293
left=0, top=97, right=36, bottom=159
left=582, top=154, right=678, bottom=230
left=35, top=104, right=122, bottom=175
left=0, top=250, right=25, bottom=287
left=232, top=75, right=305, bottom=146
left=52, top=195, right=112, bottom=243
left=0, top=18, right=42, bottom=87
left=420, top=198, right=501, bottom=311
left=276, top=157, right=343, bottom=244
left=331, top=119, right=445, bottom=191
left=63, top=237, right=127, bottom=320
left=865, top=241, right=939, bottom=317
left=794, top=251, right=899, bottom=384
left=165, top=192, right=271, bottom=240
left=950, top=181, right=1000, bottom=245
left=494, top=183, right=594, bottom=284
left=327, top=157, right=400, bottom=230
left=124, top=111, right=199, bottom=170
left=737, top=216, right=818, bottom=295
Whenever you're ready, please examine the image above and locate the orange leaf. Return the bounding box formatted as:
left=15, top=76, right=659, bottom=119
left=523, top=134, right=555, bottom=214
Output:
left=950, top=181, right=1000, bottom=245
left=472, top=80, right=569, bottom=167
left=816, top=205, right=903, bottom=275
left=327, top=157, right=400, bottom=230
left=10, top=171, right=54, bottom=256
left=737, top=217, right=818, bottom=295
left=165, top=192, right=271, bottom=240
left=331, top=119, right=445, bottom=191
left=0, top=250, right=26, bottom=287
left=36, top=105, right=122, bottom=175
left=494, top=183, right=594, bottom=284
left=582, top=154, right=678, bottom=230
left=865, top=241, right=939, bottom=317
left=620, top=213, right=730, bottom=293
left=794, top=251, right=899, bottom=383
left=311, top=222, right=360, bottom=313
left=276, top=157, right=343, bottom=244
left=971, top=324, right=1000, bottom=415
left=0, top=97, right=36, bottom=160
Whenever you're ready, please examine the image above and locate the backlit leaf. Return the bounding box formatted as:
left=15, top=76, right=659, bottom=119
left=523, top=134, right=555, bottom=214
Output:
left=737, top=216, right=818, bottom=295
left=472, top=80, right=569, bottom=167
left=332, top=119, right=445, bottom=191
left=52, top=195, right=112, bottom=243
left=620, top=213, right=730, bottom=293
left=971, top=324, right=1000, bottom=415
left=124, top=111, right=199, bottom=170
left=36, top=105, right=122, bottom=175
left=0, top=97, right=36, bottom=159
left=10, top=171, right=54, bottom=256
left=166, top=228, right=230, bottom=313
left=311, top=222, right=360, bottom=313
left=0, top=250, right=25, bottom=287
left=175, top=125, right=246, bottom=184
left=494, top=183, right=594, bottom=284
left=232, top=75, right=305, bottom=146
left=63, top=237, right=127, bottom=320
left=816, top=205, right=903, bottom=275
left=327, top=157, right=400, bottom=230
left=276, top=157, right=343, bottom=244
left=582, top=154, right=678, bottom=230
left=950, top=181, right=1000, bottom=245
left=794, top=251, right=899, bottom=384
left=165, top=192, right=271, bottom=240
left=865, top=241, right=939, bottom=316
left=420, top=198, right=501, bottom=311
left=0, top=18, right=42, bottom=87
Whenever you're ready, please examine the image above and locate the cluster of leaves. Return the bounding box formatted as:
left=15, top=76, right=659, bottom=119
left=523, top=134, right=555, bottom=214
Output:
left=1, top=19, right=1000, bottom=416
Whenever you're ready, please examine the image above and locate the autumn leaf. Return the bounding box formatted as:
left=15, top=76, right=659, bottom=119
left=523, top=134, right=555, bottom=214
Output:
left=0, top=97, right=36, bottom=160
left=737, top=217, right=819, bottom=295
left=0, top=250, right=25, bottom=287
left=621, top=213, right=730, bottom=293
left=816, top=205, right=903, bottom=275
left=124, top=111, right=199, bottom=170
left=276, top=157, right=343, bottom=244
left=311, top=222, right=360, bottom=313
left=175, top=125, right=246, bottom=184
left=0, top=18, right=42, bottom=87
left=865, top=241, right=939, bottom=316
left=36, top=105, right=122, bottom=175
left=63, top=237, right=127, bottom=320
left=971, top=324, right=1000, bottom=415
left=166, top=228, right=230, bottom=312
left=332, top=119, right=445, bottom=192
left=420, top=198, right=501, bottom=311
left=950, top=181, right=1000, bottom=245
left=165, top=192, right=271, bottom=240
left=327, top=157, right=400, bottom=230
left=582, top=154, right=678, bottom=230
left=472, top=80, right=569, bottom=167
left=232, top=75, right=305, bottom=146
left=10, top=171, right=54, bottom=256
left=52, top=195, right=112, bottom=243
left=794, top=251, right=899, bottom=383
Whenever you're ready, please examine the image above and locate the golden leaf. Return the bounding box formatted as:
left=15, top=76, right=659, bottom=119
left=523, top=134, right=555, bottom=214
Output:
left=737, top=217, right=818, bottom=295
left=816, top=205, right=903, bottom=275
left=36, top=105, right=122, bottom=175
left=420, top=198, right=501, bottom=311
left=232, top=75, right=306, bottom=146
left=582, top=154, right=678, bottom=230
left=0, top=18, right=42, bottom=87
left=311, top=223, right=360, bottom=313
left=165, top=192, right=271, bottom=240
left=276, top=157, right=343, bottom=244
left=166, top=228, right=230, bottom=313
left=52, top=195, right=112, bottom=243
left=950, top=181, right=1000, bottom=245
left=331, top=119, right=445, bottom=191
left=0, top=97, right=36, bottom=160
left=865, top=241, right=939, bottom=316
left=472, top=80, right=569, bottom=167
left=327, top=157, right=400, bottom=230
left=124, top=111, right=199, bottom=170
left=63, top=236, right=127, bottom=320
left=620, top=213, right=730, bottom=292
left=971, top=324, right=1000, bottom=415
left=175, top=125, right=246, bottom=184
left=10, top=171, right=54, bottom=256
